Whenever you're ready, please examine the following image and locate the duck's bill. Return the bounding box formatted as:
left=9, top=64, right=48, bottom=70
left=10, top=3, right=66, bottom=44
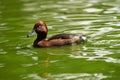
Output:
left=27, top=29, right=36, bottom=37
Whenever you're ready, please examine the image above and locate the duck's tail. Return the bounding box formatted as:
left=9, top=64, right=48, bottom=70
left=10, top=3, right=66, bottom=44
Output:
left=81, top=36, right=87, bottom=41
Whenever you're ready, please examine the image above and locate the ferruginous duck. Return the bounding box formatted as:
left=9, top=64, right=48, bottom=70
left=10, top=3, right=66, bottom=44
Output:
left=27, top=21, right=86, bottom=47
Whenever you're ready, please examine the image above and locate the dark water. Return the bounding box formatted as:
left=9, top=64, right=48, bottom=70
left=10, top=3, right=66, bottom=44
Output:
left=0, top=0, right=120, bottom=80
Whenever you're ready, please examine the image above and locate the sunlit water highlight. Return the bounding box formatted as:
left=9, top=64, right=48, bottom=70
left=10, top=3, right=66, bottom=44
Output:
left=22, top=73, right=107, bottom=80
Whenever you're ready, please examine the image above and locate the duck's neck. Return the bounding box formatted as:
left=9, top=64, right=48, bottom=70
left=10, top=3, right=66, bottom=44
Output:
left=34, top=32, right=47, bottom=46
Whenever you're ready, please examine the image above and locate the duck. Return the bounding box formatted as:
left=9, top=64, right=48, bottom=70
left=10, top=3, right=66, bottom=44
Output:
left=27, top=21, right=86, bottom=47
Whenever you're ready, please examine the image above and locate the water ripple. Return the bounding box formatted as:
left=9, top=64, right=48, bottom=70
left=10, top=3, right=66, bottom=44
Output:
left=0, top=49, right=7, bottom=54
left=16, top=50, right=37, bottom=56
left=0, top=63, right=5, bottom=68
left=84, top=8, right=103, bottom=13
left=90, top=27, right=114, bottom=38
left=21, top=73, right=107, bottom=80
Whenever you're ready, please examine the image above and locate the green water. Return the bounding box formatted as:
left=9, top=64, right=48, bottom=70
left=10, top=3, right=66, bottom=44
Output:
left=0, top=0, right=120, bottom=80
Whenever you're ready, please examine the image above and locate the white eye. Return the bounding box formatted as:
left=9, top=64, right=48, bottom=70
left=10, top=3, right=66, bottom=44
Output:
left=39, top=25, right=41, bottom=28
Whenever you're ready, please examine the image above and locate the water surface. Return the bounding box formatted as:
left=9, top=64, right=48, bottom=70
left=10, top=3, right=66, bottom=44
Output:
left=0, top=0, right=120, bottom=80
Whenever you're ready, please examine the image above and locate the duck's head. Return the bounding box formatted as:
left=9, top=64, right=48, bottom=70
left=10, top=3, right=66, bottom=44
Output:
left=27, top=21, right=48, bottom=40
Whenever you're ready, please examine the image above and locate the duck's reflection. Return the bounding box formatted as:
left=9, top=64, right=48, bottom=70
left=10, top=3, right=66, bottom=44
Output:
left=41, top=55, right=51, bottom=79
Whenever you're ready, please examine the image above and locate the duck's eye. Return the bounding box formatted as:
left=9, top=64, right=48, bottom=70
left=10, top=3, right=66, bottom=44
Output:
left=38, top=25, right=42, bottom=28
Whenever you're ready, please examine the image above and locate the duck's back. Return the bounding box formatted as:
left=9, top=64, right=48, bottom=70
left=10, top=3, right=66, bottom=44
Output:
left=48, top=33, right=80, bottom=40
